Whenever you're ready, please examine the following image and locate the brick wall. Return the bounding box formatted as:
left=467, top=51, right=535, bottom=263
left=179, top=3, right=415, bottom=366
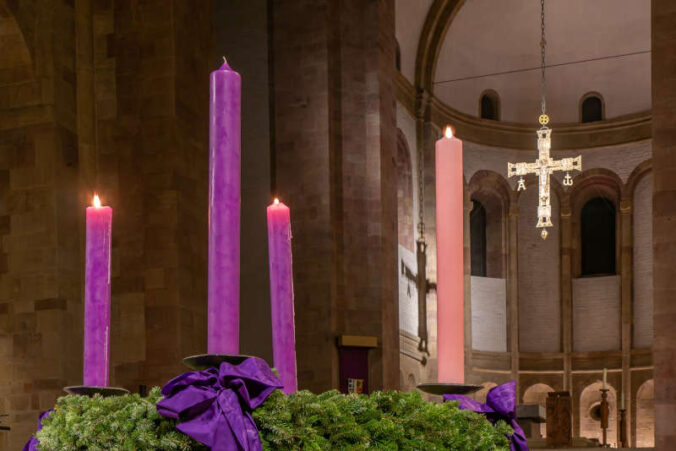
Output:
left=470, top=276, right=506, bottom=352
left=633, top=173, right=653, bottom=348
left=572, top=276, right=621, bottom=352
left=272, top=0, right=399, bottom=392
left=0, top=0, right=82, bottom=447
left=518, top=187, right=561, bottom=352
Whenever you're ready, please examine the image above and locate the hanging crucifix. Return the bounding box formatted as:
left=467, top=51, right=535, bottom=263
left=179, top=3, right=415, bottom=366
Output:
left=507, top=120, right=581, bottom=239
left=507, top=0, right=581, bottom=239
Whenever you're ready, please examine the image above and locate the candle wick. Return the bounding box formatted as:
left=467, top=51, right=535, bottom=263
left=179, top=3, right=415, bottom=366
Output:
left=222, top=56, right=228, bottom=65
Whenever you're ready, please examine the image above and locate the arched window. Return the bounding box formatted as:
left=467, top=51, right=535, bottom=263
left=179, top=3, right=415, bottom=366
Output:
left=581, top=94, right=604, bottom=123
left=581, top=197, right=616, bottom=275
left=470, top=200, right=487, bottom=277
left=480, top=91, right=500, bottom=121
left=396, top=130, right=414, bottom=251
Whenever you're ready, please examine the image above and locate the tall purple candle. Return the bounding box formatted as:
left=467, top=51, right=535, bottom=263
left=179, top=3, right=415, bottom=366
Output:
left=208, top=58, right=241, bottom=354
left=84, top=195, right=112, bottom=386
left=267, top=199, right=297, bottom=394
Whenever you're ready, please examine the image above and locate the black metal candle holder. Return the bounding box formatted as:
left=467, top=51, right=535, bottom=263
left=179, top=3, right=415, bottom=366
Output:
left=416, top=383, right=482, bottom=396
left=182, top=354, right=255, bottom=371
left=63, top=386, right=129, bottom=397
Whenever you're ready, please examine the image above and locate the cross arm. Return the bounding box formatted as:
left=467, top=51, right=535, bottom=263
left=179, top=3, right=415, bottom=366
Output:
left=507, top=161, right=540, bottom=178
left=549, top=155, right=582, bottom=173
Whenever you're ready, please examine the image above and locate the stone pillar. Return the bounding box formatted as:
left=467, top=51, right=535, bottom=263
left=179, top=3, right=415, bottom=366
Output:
left=110, top=0, right=211, bottom=388
left=463, top=190, right=472, bottom=377
left=652, top=1, right=676, bottom=448
left=508, top=200, right=519, bottom=386
left=560, top=195, right=572, bottom=393
left=619, top=197, right=633, bottom=446
left=272, top=0, right=398, bottom=393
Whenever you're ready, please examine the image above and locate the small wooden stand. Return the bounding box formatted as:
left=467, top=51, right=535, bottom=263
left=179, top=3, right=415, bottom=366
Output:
left=546, top=391, right=572, bottom=447
left=599, top=388, right=610, bottom=447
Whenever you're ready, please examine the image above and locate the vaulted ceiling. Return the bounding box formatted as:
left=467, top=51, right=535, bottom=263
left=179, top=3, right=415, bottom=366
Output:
left=396, top=0, right=651, bottom=125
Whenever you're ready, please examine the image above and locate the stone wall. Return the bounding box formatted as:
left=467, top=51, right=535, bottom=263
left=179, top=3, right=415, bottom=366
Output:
left=0, top=0, right=213, bottom=447
left=572, top=276, right=621, bottom=352
left=470, top=276, right=506, bottom=352
left=0, top=0, right=81, bottom=448
left=518, top=187, right=561, bottom=353
left=633, top=173, right=653, bottom=348
left=272, top=0, right=399, bottom=393
left=651, top=2, right=676, bottom=448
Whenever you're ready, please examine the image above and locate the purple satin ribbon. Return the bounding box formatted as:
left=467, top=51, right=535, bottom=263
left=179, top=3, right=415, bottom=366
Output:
left=444, top=381, right=528, bottom=451
left=23, top=409, right=53, bottom=451
left=157, top=357, right=282, bottom=451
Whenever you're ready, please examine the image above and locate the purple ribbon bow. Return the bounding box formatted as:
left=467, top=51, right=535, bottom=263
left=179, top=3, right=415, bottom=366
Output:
left=23, top=409, right=53, bottom=451
left=157, top=357, right=282, bottom=451
left=444, top=381, right=528, bottom=451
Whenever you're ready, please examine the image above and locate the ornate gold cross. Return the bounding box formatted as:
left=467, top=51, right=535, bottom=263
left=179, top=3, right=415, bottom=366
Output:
left=508, top=119, right=581, bottom=239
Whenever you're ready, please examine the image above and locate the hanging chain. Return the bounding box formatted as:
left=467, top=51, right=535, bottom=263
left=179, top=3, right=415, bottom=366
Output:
left=540, top=0, right=547, bottom=117
left=417, top=137, right=425, bottom=242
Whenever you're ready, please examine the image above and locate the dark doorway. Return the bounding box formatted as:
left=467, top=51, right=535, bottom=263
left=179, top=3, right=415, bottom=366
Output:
left=470, top=200, right=487, bottom=277
left=581, top=197, right=616, bottom=275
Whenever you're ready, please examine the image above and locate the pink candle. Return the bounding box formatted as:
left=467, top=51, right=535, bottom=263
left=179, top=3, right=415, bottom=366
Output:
left=84, top=195, right=112, bottom=386
left=267, top=198, right=297, bottom=394
left=435, top=126, right=464, bottom=384
left=208, top=58, right=241, bottom=354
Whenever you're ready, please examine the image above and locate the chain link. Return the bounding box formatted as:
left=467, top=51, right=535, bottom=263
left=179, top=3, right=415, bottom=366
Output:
left=540, top=0, right=547, bottom=117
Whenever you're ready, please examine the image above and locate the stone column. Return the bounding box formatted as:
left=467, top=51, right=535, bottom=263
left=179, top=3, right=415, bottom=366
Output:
left=619, top=197, right=633, bottom=446
left=652, top=1, right=676, bottom=448
left=110, top=0, right=212, bottom=388
left=508, top=200, right=519, bottom=386
left=560, top=195, right=573, bottom=393
left=272, top=0, right=398, bottom=393
left=463, top=190, right=472, bottom=377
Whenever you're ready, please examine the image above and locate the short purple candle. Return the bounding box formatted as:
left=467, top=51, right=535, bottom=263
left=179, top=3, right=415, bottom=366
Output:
left=84, top=195, right=112, bottom=387
left=208, top=58, right=241, bottom=354
left=267, top=199, right=297, bottom=394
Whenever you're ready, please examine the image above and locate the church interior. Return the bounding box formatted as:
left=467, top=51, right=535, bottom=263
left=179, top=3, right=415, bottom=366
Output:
left=1, top=0, right=674, bottom=449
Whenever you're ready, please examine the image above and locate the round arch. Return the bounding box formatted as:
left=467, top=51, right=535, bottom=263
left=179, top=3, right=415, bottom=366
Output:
left=478, top=89, right=501, bottom=121
left=579, top=381, right=618, bottom=446
left=396, top=128, right=415, bottom=252
left=523, top=383, right=555, bottom=437
left=635, top=379, right=654, bottom=447
left=579, top=92, right=606, bottom=123
left=569, top=168, right=623, bottom=277
left=468, top=170, right=511, bottom=278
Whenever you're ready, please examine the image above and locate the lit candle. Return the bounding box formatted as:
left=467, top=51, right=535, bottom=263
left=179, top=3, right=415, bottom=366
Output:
left=267, top=198, right=297, bottom=394
left=602, top=368, right=607, bottom=390
left=208, top=57, right=241, bottom=354
left=435, top=126, right=464, bottom=383
left=84, top=195, right=112, bottom=386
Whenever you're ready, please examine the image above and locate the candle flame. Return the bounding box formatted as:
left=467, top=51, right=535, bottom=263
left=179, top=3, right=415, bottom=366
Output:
left=444, top=126, right=453, bottom=139
left=274, top=198, right=280, bottom=205
left=93, top=194, right=101, bottom=208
